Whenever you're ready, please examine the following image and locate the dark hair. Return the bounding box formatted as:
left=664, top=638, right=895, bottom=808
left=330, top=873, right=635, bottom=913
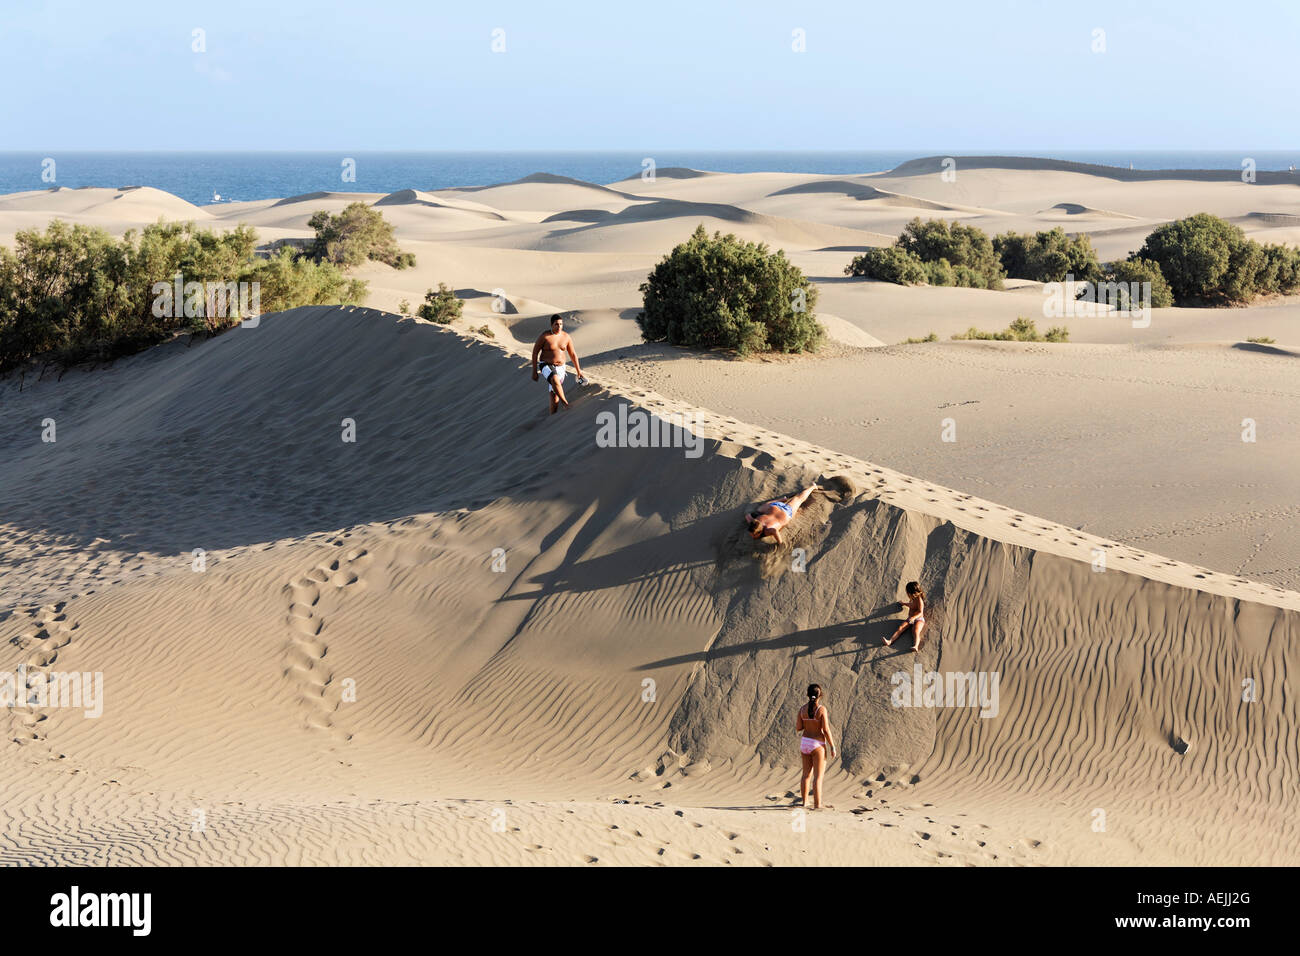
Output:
left=550, top=313, right=563, bottom=325
left=806, top=683, right=821, bottom=719
left=748, top=518, right=761, bottom=535
left=906, top=581, right=925, bottom=601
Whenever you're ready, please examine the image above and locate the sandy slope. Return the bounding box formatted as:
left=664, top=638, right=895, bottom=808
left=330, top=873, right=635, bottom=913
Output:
left=0, top=306, right=1295, bottom=867
left=1, top=159, right=1297, bottom=865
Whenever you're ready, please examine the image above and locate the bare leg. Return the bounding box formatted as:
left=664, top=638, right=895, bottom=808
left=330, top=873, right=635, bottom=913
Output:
left=884, top=622, right=908, bottom=647
left=913, top=620, right=927, bottom=653
left=550, top=375, right=570, bottom=408
left=549, top=389, right=560, bottom=415
left=811, top=746, right=826, bottom=809
left=784, top=483, right=820, bottom=515
left=800, top=752, right=813, bottom=806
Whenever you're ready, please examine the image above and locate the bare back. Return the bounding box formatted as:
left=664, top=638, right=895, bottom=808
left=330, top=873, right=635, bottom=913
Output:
left=798, top=703, right=826, bottom=741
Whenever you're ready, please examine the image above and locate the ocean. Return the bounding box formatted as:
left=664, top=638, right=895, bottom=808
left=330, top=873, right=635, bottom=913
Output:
left=1, top=151, right=1297, bottom=207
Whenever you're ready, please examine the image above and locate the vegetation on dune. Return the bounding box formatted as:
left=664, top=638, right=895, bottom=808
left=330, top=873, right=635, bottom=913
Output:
left=847, top=213, right=1299, bottom=310
left=307, top=202, right=415, bottom=270
left=1102, top=257, right=1174, bottom=309
left=993, top=227, right=1102, bottom=283
left=417, top=282, right=464, bottom=324
left=1136, top=213, right=1300, bottom=305
left=638, top=225, right=824, bottom=356
left=846, top=218, right=1004, bottom=290
left=0, top=219, right=367, bottom=373
left=844, top=245, right=928, bottom=285
left=952, top=317, right=1069, bottom=342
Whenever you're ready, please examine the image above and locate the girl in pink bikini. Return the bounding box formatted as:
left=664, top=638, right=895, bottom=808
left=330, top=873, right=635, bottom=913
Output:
left=796, top=683, right=837, bottom=809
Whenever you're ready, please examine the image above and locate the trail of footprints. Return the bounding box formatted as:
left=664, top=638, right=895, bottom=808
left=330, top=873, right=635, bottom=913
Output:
left=6, top=602, right=79, bottom=745
left=283, top=537, right=370, bottom=741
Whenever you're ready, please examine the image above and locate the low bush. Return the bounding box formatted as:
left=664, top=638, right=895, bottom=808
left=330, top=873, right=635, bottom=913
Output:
left=638, top=225, right=823, bottom=355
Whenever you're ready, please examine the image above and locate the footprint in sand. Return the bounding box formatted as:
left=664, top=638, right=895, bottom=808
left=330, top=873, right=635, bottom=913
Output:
left=281, top=541, right=371, bottom=740
left=7, top=603, right=80, bottom=745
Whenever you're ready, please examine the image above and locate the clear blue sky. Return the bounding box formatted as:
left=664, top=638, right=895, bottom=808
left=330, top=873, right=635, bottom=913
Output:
left=3, top=0, right=1296, bottom=150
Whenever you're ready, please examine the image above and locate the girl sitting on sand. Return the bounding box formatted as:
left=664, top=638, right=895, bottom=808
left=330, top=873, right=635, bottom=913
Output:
left=796, top=684, right=836, bottom=809
left=884, top=581, right=927, bottom=652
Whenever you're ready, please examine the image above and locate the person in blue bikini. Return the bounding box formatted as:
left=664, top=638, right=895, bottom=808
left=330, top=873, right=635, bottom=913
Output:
left=745, top=483, right=820, bottom=544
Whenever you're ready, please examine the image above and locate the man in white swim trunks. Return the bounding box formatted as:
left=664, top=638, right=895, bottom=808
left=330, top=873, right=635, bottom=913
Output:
left=531, top=314, right=585, bottom=415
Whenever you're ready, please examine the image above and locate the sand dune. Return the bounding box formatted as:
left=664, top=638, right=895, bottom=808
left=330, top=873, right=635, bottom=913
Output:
left=373, top=189, right=508, bottom=220
left=537, top=198, right=889, bottom=253
left=615, top=167, right=717, bottom=182
left=0, top=185, right=212, bottom=223
left=440, top=173, right=640, bottom=213
left=889, top=155, right=1300, bottom=186
left=2, top=162, right=1298, bottom=865
left=1042, top=202, right=1140, bottom=219
left=768, top=179, right=996, bottom=215
left=0, top=305, right=1294, bottom=866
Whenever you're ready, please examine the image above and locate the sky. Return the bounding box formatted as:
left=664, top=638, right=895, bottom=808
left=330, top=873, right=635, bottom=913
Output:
left=2, top=0, right=1296, bottom=150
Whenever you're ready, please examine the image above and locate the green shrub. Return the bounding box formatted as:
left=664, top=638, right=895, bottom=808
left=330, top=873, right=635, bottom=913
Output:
left=845, top=245, right=928, bottom=284
left=994, top=227, right=1102, bottom=283
left=896, top=218, right=1004, bottom=289
left=0, top=219, right=368, bottom=373
left=847, top=219, right=1003, bottom=290
left=923, top=258, right=955, bottom=287
left=638, top=225, right=824, bottom=355
left=901, top=332, right=939, bottom=344
left=307, top=203, right=415, bottom=270
left=1246, top=335, right=1276, bottom=344
left=952, top=318, right=1068, bottom=342
left=418, top=283, right=463, bottom=324
left=243, top=248, right=368, bottom=313
left=1103, top=258, right=1174, bottom=309
left=1259, top=243, right=1300, bottom=295
left=1134, top=213, right=1300, bottom=305
left=397, top=299, right=411, bottom=315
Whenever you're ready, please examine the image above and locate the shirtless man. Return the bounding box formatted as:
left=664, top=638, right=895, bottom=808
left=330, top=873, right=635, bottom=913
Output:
left=531, top=314, right=584, bottom=414
left=745, top=483, right=820, bottom=545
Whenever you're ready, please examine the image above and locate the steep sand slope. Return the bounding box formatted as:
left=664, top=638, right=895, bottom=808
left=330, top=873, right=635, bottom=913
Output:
left=0, top=307, right=1293, bottom=865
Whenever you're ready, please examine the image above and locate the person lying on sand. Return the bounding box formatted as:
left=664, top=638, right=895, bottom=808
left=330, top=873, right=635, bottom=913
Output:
left=531, top=313, right=585, bottom=415
left=884, top=580, right=927, bottom=652
left=797, top=683, right=836, bottom=809
left=745, top=483, right=820, bottom=545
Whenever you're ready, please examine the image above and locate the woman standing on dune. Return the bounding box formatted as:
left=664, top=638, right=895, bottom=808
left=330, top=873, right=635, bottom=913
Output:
left=797, top=684, right=836, bottom=809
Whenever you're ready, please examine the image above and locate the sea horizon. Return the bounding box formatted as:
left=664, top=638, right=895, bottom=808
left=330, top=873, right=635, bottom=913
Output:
left=3, top=149, right=1298, bottom=207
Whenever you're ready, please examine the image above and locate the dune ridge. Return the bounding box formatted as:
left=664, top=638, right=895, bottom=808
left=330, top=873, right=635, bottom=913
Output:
left=890, top=155, right=1300, bottom=186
